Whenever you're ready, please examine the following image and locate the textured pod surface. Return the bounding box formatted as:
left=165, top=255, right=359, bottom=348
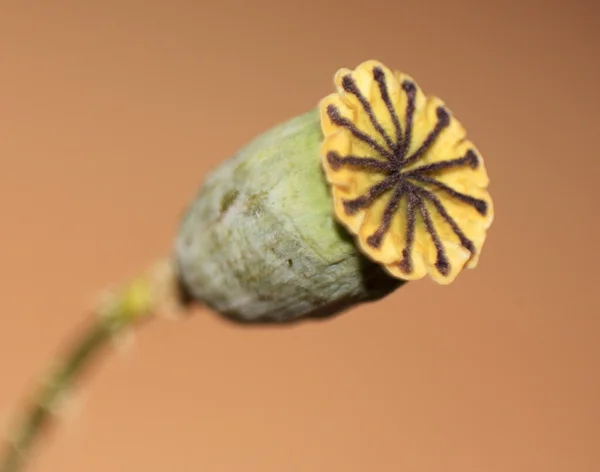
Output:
left=175, top=109, right=402, bottom=323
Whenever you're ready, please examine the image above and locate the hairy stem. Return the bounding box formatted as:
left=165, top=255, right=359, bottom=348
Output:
left=0, top=259, right=185, bottom=472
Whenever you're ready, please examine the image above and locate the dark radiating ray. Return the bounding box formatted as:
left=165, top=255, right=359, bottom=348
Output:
left=342, top=174, right=399, bottom=215
left=403, top=149, right=479, bottom=176
left=397, top=81, right=417, bottom=161
left=366, top=182, right=406, bottom=249
left=407, top=174, right=487, bottom=215
left=397, top=192, right=418, bottom=274
left=416, top=197, right=451, bottom=276
left=409, top=183, right=475, bottom=254
left=327, top=151, right=394, bottom=173
left=341, top=75, right=396, bottom=153
left=326, top=105, right=395, bottom=161
left=402, top=107, right=450, bottom=167
left=372, top=67, right=403, bottom=149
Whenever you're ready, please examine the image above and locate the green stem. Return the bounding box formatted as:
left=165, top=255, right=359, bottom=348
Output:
left=1, top=319, right=117, bottom=472
left=0, top=260, right=179, bottom=472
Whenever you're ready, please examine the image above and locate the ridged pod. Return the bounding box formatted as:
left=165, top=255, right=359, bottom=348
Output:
left=175, top=60, right=493, bottom=322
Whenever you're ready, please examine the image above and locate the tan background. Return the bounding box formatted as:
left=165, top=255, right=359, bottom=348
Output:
left=1, top=1, right=599, bottom=471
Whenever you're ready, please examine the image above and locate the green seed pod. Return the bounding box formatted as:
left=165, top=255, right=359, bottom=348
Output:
left=174, top=109, right=402, bottom=323
left=175, top=59, right=494, bottom=323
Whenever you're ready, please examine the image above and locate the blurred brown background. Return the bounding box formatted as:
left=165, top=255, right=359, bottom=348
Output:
left=1, top=1, right=598, bottom=471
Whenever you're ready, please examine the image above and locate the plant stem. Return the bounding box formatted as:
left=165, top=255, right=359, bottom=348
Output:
left=0, top=259, right=184, bottom=472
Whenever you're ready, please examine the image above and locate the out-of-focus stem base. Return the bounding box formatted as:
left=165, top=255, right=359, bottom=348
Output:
left=0, top=259, right=186, bottom=472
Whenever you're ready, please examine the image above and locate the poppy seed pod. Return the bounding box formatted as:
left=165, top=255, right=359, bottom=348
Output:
left=174, top=60, right=493, bottom=323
